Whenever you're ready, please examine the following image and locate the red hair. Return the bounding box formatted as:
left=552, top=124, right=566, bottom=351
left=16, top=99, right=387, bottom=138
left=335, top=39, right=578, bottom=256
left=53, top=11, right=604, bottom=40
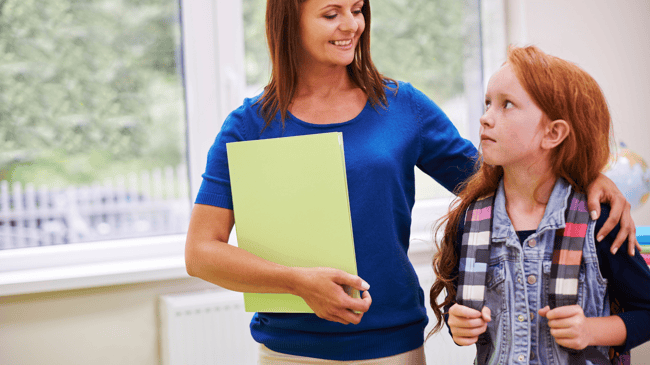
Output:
left=428, top=45, right=612, bottom=335
left=255, top=0, right=395, bottom=128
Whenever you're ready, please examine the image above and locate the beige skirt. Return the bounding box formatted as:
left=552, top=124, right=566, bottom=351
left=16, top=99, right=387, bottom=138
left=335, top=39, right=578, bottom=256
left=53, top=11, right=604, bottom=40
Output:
left=258, top=344, right=425, bottom=365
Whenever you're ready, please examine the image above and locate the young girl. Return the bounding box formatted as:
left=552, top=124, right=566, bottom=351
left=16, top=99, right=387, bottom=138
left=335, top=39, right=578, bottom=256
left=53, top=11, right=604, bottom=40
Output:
left=430, top=45, right=650, bottom=365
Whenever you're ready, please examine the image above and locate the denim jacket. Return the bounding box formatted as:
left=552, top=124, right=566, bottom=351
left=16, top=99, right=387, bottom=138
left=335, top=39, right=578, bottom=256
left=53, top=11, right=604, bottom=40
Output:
left=476, top=178, right=610, bottom=365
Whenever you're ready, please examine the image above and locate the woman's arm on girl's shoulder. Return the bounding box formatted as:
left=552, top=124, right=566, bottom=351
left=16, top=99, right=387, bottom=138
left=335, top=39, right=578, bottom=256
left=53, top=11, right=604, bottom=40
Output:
left=587, top=173, right=639, bottom=255
left=595, top=205, right=650, bottom=352
left=407, top=84, right=478, bottom=193
left=185, top=204, right=372, bottom=325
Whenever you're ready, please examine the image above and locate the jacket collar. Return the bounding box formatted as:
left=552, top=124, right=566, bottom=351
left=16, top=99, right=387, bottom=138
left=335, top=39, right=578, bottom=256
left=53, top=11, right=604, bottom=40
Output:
left=491, top=177, right=572, bottom=242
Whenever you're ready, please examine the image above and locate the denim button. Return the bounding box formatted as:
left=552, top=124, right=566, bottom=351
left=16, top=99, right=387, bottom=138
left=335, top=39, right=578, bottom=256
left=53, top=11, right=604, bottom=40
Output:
left=528, top=239, right=537, bottom=247
left=527, top=275, right=537, bottom=284
left=517, top=277, right=522, bottom=284
left=518, top=314, right=525, bottom=322
left=518, top=354, right=525, bottom=362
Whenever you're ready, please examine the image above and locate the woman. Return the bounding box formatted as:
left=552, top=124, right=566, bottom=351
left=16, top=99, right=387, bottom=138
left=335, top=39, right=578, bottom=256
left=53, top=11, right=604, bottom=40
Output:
left=185, top=0, right=636, bottom=363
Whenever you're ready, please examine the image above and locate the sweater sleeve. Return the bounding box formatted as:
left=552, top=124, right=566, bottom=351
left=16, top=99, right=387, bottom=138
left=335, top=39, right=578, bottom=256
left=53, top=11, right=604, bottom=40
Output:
left=595, top=205, right=650, bottom=353
left=408, top=84, right=478, bottom=193
left=194, top=102, right=253, bottom=209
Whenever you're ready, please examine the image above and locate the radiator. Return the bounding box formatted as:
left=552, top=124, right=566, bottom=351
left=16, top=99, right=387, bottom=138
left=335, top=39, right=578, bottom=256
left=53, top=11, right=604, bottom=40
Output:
left=159, top=290, right=259, bottom=365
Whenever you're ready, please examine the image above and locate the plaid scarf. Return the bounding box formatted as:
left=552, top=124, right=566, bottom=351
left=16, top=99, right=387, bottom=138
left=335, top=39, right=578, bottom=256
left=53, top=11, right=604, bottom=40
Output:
left=456, top=189, right=589, bottom=311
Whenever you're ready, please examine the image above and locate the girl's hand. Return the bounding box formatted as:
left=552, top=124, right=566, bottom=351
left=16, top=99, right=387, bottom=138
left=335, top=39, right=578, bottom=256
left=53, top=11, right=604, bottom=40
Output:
left=291, top=267, right=371, bottom=325
left=447, top=303, right=491, bottom=346
left=539, top=305, right=591, bottom=350
left=587, top=173, right=639, bottom=256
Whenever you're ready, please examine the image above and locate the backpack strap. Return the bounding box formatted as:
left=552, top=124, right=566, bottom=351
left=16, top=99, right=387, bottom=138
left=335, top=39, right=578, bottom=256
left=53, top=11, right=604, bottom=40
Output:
left=548, top=190, right=590, bottom=308
left=456, top=194, right=495, bottom=311
left=456, top=190, right=590, bottom=311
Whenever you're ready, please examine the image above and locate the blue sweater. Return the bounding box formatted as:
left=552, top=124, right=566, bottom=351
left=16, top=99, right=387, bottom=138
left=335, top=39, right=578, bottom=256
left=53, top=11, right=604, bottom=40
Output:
left=195, top=81, right=477, bottom=360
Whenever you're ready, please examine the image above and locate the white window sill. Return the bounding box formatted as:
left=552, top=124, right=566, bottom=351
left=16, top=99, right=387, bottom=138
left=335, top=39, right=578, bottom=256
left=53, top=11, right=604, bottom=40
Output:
left=0, top=234, right=188, bottom=296
left=0, top=198, right=453, bottom=297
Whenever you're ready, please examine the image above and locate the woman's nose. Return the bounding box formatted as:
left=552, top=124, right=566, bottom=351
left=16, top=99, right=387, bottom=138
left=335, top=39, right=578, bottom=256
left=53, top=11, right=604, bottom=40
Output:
left=339, top=12, right=358, bottom=33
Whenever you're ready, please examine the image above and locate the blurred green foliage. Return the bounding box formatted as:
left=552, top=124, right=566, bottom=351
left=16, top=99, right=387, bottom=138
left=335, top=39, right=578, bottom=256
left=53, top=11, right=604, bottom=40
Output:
left=243, top=0, right=270, bottom=93
left=2, top=0, right=477, bottom=190
left=0, top=0, right=186, bottom=187
left=242, top=0, right=476, bottom=103
left=371, top=0, right=471, bottom=103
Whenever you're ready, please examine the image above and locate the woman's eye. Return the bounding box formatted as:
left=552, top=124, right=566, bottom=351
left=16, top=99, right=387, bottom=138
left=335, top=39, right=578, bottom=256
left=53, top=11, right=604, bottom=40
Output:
left=324, top=13, right=337, bottom=19
left=353, top=9, right=363, bottom=15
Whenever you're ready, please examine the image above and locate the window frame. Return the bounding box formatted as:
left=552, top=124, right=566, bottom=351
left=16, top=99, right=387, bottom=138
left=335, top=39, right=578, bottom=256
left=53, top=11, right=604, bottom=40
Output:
left=0, top=0, right=505, bottom=297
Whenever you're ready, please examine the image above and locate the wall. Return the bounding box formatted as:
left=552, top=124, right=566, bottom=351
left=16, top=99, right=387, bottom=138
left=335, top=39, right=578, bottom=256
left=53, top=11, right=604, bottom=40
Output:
left=0, top=277, right=214, bottom=364
left=505, top=0, right=650, bottom=226
left=0, top=1, right=648, bottom=364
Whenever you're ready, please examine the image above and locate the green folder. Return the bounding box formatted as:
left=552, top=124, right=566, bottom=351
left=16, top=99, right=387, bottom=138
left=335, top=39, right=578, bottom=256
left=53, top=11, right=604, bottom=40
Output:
left=226, top=132, right=358, bottom=312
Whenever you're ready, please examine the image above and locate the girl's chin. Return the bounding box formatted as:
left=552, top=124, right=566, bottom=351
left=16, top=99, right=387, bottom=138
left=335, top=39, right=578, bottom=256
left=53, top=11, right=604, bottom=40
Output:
left=481, top=154, right=500, bottom=167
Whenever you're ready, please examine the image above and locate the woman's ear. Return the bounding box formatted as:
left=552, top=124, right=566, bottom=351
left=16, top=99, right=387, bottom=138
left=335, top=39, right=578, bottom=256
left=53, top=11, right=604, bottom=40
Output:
left=541, top=119, right=570, bottom=150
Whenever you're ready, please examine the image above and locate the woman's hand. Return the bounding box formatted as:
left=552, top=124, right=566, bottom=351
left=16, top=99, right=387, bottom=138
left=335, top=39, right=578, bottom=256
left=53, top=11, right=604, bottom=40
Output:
left=587, top=173, right=639, bottom=255
left=186, top=205, right=370, bottom=325
left=290, top=267, right=372, bottom=325
left=447, top=303, right=491, bottom=346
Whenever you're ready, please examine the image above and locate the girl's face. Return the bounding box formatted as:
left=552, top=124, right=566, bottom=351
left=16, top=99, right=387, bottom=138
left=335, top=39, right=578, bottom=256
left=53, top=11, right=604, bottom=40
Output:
left=298, top=0, right=365, bottom=69
left=479, top=63, right=546, bottom=169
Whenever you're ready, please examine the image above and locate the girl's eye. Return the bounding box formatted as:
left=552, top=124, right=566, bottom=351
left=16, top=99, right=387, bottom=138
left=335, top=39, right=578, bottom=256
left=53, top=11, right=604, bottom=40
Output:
left=504, top=100, right=514, bottom=109
left=484, top=100, right=491, bottom=111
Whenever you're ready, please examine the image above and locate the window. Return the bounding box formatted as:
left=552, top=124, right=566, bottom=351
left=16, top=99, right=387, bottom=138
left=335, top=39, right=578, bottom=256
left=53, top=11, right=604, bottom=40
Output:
left=0, top=0, right=237, bottom=295
left=0, top=0, right=189, bottom=249
left=0, top=0, right=505, bottom=295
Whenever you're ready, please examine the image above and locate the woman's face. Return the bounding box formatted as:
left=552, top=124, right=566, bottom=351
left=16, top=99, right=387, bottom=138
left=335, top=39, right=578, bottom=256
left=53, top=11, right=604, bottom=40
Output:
left=298, top=0, right=365, bottom=69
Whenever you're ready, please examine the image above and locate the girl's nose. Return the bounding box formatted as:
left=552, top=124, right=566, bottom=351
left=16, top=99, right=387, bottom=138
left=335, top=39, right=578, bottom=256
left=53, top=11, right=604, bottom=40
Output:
left=479, top=110, right=493, bottom=128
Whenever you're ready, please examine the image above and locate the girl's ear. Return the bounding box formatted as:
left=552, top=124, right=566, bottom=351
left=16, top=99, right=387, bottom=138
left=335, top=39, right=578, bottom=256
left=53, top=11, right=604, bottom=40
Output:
left=541, top=119, right=570, bottom=150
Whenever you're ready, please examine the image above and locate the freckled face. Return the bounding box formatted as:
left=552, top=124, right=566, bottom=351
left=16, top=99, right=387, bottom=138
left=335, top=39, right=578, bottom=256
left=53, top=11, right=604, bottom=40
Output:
left=479, top=64, right=546, bottom=169
left=298, top=0, right=365, bottom=68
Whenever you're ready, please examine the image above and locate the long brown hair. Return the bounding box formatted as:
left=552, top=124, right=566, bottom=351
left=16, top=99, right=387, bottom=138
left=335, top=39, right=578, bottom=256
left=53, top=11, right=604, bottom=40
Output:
left=428, top=45, right=612, bottom=334
left=255, top=0, right=394, bottom=128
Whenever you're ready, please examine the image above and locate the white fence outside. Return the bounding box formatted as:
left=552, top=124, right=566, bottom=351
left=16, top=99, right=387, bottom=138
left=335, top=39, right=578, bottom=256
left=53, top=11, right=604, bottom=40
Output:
left=0, top=165, right=191, bottom=250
